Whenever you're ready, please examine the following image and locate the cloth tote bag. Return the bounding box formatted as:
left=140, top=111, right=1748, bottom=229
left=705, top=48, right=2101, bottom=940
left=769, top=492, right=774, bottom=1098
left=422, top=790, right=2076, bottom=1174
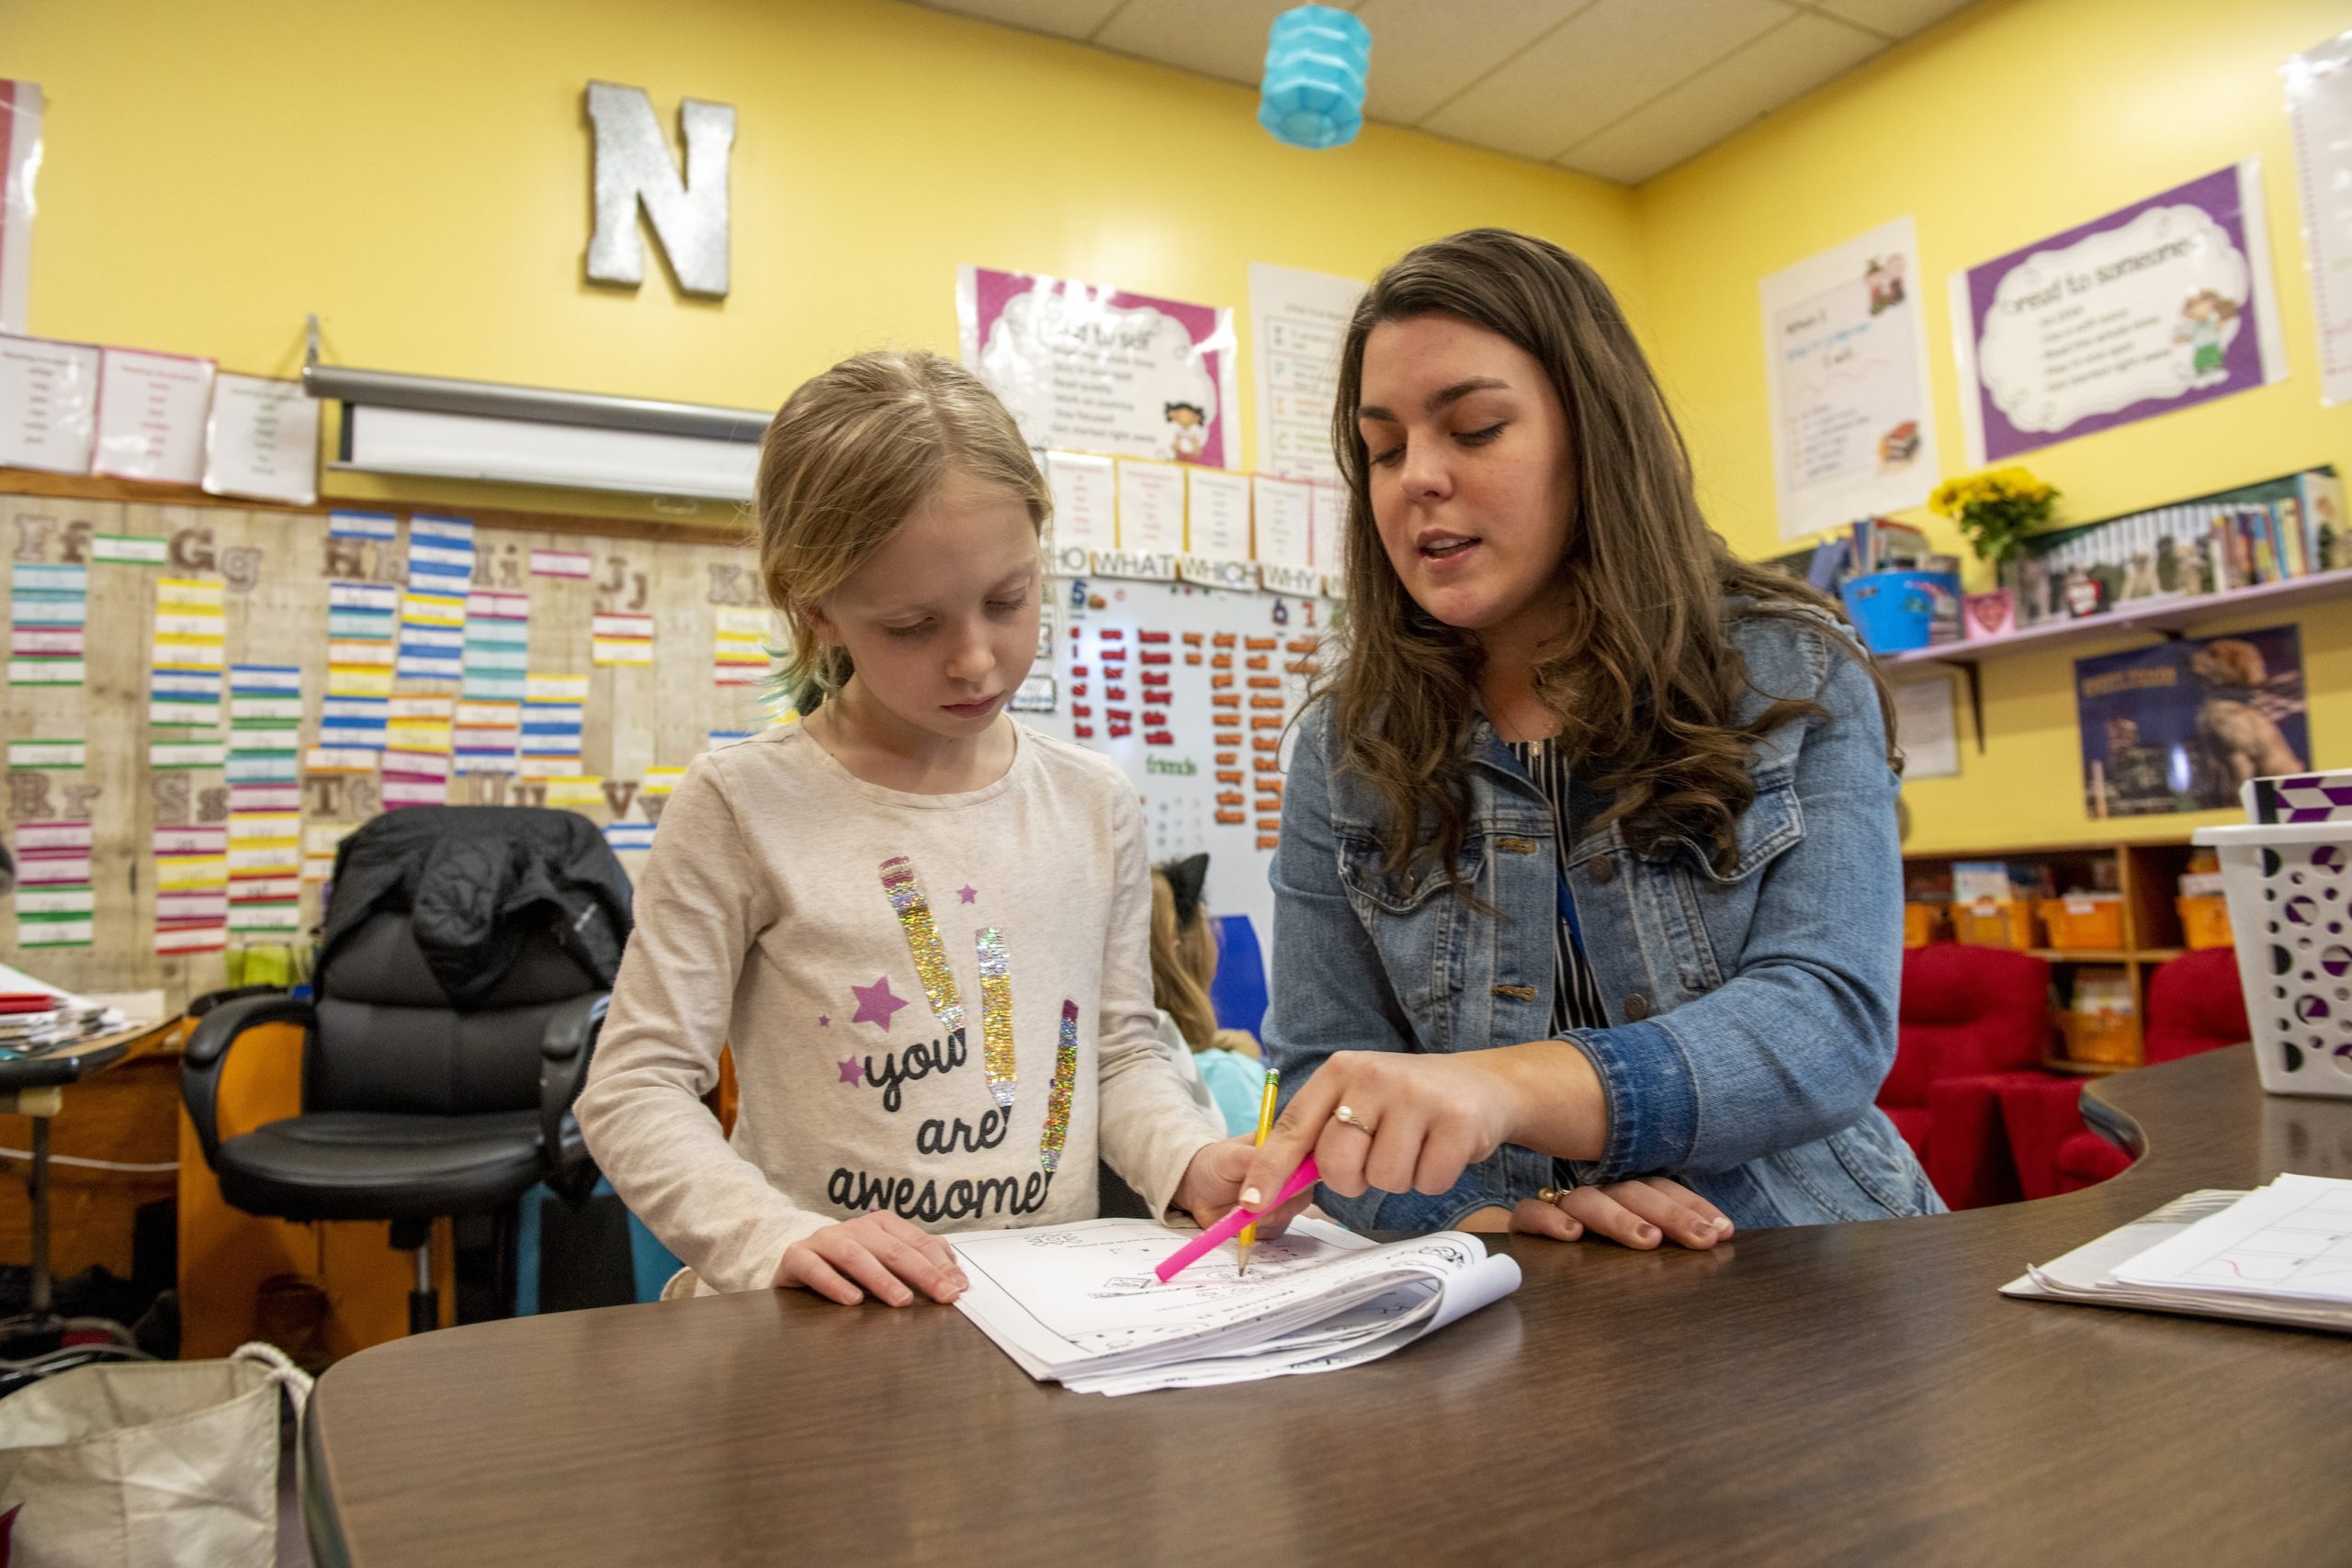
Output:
left=0, top=1342, right=311, bottom=1568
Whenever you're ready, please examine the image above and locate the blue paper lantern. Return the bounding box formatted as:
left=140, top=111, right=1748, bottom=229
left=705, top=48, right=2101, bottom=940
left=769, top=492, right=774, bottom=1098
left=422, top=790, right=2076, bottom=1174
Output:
left=1258, top=6, right=1371, bottom=151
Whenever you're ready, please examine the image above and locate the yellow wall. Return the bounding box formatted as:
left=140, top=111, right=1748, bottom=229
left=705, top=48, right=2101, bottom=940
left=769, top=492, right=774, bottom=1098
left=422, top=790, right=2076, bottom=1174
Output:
left=1, top=0, right=1643, bottom=524
left=1636, top=0, right=2352, bottom=852
left=9, top=0, right=2351, bottom=853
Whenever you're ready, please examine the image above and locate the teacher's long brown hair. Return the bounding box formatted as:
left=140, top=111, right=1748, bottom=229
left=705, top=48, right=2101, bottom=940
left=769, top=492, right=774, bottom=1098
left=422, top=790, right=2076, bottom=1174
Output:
left=1322, top=228, right=1896, bottom=880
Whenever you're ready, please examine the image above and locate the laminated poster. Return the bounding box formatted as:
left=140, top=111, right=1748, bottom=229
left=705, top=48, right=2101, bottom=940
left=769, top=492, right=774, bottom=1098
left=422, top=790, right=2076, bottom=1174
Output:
left=959, top=266, right=1238, bottom=468
left=1759, top=217, right=1939, bottom=540
left=2076, top=625, right=2309, bottom=818
left=1952, top=164, right=2287, bottom=465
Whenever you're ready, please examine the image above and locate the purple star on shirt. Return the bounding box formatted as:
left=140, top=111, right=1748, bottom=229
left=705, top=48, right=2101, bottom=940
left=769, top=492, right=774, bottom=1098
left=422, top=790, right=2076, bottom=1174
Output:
left=837, top=1057, right=863, bottom=1085
left=957, top=885, right=978, bottom=904
left=850, top=975, right=909, bottom=1031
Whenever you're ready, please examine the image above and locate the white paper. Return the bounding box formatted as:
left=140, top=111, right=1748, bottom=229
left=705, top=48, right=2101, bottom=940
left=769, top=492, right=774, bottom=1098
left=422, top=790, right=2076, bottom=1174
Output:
left=2113, top=1174, right=2352, bottom=1304
left=1044, top=449, right=1117, bottom=558
left=1252, top=475, right=1315, bottom=572
left=949, top=1217, right=1520, bottom=1394
left=1759, top=217, right=1939, bottom=540
left=1186, top=467, right=1252, bottom=563
left=1116, top=458, right=1187, bottom=554
left=1, top=82, right=41, bottom=335
left=1310, top=481, right=1349, bottom=577
left=202, top=371, right=320, bottom=503
left=1249, top=262, right=1361, bottom=486
left=93, top=346, right=214, bottom=483
left=0, top=333, right=98, bottom=473
left=2286, top=33, right=2352, bottom=404
left=1891, top=673, right=1960, bottom=779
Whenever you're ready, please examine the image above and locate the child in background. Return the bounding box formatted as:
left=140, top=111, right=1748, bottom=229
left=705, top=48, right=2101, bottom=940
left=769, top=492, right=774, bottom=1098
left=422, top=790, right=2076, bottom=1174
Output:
left=1148, top=853, right=1270, bottom=1137
left=576, top=350, right=1293, bottom=1307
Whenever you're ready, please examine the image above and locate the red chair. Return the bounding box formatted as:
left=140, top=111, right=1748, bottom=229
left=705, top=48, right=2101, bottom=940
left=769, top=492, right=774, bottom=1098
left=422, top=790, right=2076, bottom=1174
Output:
left=1882, top=943, right=2053, bottom=1209
left=2048, top=948, right=2248, bottom=1192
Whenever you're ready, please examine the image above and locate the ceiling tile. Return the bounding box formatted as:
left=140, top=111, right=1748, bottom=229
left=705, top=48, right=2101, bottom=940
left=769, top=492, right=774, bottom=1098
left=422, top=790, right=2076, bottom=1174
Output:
left=1807, top=0, right=1977, bottom=38
left=1351, top=0, right=1591, bottom=126
left=1091, top=0, right=1341, bottom=87
left=914, top=0, right=1130, bottom=41
left=1419, top=0, right=1792, bottom=162
left=1557, top=11, right=1883, bottom=183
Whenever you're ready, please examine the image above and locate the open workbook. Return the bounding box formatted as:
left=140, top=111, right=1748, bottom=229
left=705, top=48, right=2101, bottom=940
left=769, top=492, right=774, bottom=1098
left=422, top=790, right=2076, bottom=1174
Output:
left=2003, top=1175, right=2352, bottom=1333
left=947, top=1217, right=1521, bottom=1395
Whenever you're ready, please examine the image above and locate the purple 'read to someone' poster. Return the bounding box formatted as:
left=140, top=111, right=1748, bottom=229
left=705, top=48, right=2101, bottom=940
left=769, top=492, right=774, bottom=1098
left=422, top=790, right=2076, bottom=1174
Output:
left=1955, top=163, right=2288, bottom=465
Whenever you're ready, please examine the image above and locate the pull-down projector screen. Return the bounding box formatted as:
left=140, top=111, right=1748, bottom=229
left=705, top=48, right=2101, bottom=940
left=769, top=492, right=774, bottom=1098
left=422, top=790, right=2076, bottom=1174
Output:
left=335, top=402, right=759, bottom=502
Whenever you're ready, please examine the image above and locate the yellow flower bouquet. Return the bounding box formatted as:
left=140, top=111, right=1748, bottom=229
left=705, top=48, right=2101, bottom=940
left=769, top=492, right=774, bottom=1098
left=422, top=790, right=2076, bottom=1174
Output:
left=1928, top=466, right=2058, bottom=566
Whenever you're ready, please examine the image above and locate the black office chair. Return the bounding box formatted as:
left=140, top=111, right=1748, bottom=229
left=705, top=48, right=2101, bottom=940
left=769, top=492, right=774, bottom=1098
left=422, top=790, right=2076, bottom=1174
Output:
left=182, top=813, right=620, bottom=1335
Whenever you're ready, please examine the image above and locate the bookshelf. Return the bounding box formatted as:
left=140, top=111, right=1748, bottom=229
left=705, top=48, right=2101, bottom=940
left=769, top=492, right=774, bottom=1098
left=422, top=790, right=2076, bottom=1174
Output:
left=1901, top=836, right=2209, bottom=1073
left=1877, top=566, right=2352, bottom=751
left=1883, top=564, right=2352, bottom=671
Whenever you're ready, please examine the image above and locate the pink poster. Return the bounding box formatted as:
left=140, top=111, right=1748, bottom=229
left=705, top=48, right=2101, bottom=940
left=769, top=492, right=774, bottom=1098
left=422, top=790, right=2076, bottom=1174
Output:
left=957, top=265, right=1238, bottom=468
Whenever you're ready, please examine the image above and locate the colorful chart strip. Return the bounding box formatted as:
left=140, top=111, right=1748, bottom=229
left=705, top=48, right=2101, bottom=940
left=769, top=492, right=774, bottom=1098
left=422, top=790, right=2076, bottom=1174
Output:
left=462, top=589, right=529, bottom=701
left=713, top=605, right=772, bottom=687
left=8, top=562, right=88, bottom=687
left=14, top=820, right=95, bottom=950
left=591, top=612, right=654, bottom=666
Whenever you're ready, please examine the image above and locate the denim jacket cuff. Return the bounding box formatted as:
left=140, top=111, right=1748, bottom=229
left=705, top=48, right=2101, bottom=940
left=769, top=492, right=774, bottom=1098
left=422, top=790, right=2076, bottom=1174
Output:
left=1319, top=1176, right=1510, bottom=1235
left=1559, top=1020, right=1698, bottom=1183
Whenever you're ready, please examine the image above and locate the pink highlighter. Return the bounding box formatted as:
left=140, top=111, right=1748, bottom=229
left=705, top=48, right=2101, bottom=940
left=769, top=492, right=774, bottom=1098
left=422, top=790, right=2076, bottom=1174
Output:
left=1152, top=1156, right=1321, bottom=1284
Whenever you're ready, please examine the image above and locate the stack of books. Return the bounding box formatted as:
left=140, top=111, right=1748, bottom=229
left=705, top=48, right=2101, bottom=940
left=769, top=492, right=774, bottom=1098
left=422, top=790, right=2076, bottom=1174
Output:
left=2005, top=466, right=2346, bottom=626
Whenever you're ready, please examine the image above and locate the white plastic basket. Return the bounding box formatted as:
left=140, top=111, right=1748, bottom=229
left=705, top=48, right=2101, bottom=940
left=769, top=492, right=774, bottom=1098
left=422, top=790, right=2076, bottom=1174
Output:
left=2195, top=822, right=2352, bottom=1098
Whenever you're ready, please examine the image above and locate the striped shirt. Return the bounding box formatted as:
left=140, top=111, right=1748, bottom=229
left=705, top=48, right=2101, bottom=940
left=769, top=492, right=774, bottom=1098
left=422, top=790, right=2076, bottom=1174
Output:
left=1503, top=738, right=1611, bottom=1036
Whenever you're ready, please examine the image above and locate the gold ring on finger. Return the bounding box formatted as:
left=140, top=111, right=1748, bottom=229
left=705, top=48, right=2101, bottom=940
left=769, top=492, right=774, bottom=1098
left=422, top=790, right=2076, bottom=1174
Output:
left=1331, top=1103, right=1376, bottom=1136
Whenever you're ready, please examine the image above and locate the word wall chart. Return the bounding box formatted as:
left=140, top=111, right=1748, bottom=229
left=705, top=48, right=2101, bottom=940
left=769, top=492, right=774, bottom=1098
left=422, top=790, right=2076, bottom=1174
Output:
left=1017, top=575, right=1334, bottom=945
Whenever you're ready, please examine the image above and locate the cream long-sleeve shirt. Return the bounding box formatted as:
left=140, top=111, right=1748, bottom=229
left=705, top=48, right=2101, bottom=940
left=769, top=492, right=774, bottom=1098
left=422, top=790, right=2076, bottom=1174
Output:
left=575, top=721, right=1225, bottom=1294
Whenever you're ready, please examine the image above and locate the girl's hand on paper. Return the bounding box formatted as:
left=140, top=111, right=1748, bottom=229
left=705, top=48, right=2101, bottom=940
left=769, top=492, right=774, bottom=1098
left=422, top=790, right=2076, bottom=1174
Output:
left=772, top=1213, right=969, bottom=1306
left=1173, top=1136, right=1314, bottom=1235
left=1499, top=1178, right=1733, bottom=1250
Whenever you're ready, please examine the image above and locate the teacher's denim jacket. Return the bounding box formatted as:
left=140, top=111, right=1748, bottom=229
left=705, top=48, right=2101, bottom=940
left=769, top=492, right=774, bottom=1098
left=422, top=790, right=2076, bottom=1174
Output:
left=1265, top=610, right=1943, bottom=1234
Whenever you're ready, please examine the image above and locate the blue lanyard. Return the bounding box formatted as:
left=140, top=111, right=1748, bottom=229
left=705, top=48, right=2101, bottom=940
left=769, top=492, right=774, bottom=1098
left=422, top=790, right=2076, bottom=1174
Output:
left=1555, top=873, right=1585, bottom=955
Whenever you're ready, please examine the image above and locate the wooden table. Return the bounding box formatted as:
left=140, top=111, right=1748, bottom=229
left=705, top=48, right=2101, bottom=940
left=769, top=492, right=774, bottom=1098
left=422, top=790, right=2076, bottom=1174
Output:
left=304, top=1046, right=2352, bottom=1568
left=1, top=1015, right=182, bottom=1325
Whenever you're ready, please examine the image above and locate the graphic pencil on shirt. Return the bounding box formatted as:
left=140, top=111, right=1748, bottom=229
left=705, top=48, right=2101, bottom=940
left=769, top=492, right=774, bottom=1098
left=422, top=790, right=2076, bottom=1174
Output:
left=879, top=854, right=967, bottom=1040
left=1041, top=999, right=1080, bottom=1172
left=976, top=925, right=1018, bottom=1110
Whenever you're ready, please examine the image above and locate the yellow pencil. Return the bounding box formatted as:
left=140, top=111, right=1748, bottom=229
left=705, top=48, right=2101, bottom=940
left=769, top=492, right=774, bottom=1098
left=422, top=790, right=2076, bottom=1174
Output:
left=1237, top=1068, right=1280, bottom=1276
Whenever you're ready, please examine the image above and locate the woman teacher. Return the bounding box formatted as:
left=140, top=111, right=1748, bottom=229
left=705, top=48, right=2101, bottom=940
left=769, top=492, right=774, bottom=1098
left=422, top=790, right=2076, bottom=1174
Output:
left=1239, top=229, right=1940, bottom=1248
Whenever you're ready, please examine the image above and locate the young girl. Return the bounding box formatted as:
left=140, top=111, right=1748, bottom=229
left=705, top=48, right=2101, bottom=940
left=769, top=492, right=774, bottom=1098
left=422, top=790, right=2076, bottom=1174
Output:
left=1238, top=230, right=1941, bottom=1246
left=1146, top=853, right=1269, bottom=1136
left=577, top=350, right=1275, bottom=1307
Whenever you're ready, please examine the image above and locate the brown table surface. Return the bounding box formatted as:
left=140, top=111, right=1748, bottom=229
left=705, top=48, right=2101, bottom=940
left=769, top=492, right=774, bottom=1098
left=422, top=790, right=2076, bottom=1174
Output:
left=304, top=1044, right=2352, bottom=1568
left=0, top=1013, right=182, bottom=1093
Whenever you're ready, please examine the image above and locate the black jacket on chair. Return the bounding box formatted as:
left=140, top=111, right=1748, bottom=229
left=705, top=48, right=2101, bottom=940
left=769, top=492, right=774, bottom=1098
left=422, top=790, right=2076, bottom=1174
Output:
left=319, top=807, right=633, bottom=1007
left=183, top=807, right=630, bottom=1224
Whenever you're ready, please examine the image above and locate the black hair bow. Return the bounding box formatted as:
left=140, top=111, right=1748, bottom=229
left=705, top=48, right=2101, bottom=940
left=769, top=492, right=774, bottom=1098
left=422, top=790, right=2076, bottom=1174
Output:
left=1159, top=852, right=1209, bottom=929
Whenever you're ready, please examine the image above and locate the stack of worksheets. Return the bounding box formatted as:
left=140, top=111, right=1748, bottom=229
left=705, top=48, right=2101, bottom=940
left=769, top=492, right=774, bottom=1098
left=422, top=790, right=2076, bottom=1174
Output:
left=0, top=961, right=124, bottom=1056
left=2003, top=1175, right=2352, bottom=1332
left=948, top=1217, right=1521, bottom=1395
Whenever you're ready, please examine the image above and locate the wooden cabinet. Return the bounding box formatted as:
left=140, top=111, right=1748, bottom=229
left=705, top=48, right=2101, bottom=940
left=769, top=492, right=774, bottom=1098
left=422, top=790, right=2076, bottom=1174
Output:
left=1902, top=837, right=2207, bottom=1073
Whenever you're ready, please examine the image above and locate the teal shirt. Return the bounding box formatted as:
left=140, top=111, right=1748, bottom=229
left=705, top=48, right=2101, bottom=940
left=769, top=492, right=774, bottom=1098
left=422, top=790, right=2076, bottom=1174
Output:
left=1195, top=1047, right=1270, bottom=1138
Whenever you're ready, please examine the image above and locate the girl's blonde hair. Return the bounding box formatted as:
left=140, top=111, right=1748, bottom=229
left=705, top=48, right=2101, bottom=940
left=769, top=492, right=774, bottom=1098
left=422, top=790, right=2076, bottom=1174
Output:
left=1148, top=866, right=1260, bottom=1056
left=1150, top=868, right=1219, bottom=1050
left=754, top=349, right=1051, bottom=705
